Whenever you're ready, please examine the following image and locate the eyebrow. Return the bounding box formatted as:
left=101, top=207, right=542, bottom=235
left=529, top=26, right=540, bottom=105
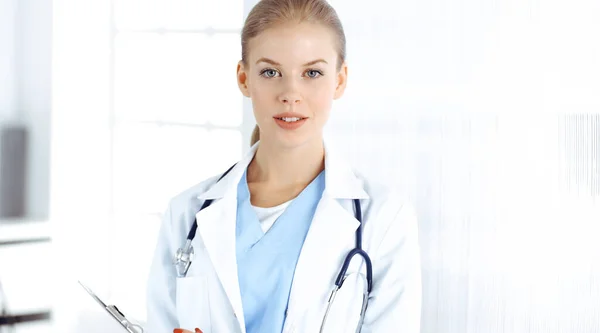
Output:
left=255, top=57, right=328, bottom=67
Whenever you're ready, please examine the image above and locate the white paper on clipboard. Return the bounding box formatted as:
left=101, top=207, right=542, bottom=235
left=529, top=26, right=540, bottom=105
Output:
left=75, top=281, right=144, bottom=333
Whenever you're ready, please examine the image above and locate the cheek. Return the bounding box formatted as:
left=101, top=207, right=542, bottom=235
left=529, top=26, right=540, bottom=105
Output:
left=306, top=79, right=336, bottom=113
left=249, top=81, right=276, bottom=109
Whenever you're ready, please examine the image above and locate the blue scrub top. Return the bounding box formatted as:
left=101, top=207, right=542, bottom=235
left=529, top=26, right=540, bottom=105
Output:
left=236, top=169, right=325, bottom=333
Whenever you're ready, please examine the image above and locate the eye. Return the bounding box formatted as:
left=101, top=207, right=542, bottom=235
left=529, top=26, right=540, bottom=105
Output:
left=305, top=69, right=323, bottom=78
left=260, top=68, right=280, bottom=78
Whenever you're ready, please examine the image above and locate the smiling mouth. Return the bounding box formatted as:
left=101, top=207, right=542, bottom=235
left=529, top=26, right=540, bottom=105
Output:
left=274, top=116, right=308, bottom=123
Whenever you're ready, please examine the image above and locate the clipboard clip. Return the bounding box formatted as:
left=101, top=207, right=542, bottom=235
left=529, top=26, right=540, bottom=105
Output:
left=78, top=281, right=144, bottom=333
left=106, top=305, right=145, bottom=333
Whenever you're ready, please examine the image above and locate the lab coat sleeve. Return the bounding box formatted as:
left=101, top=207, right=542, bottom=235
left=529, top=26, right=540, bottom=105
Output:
left=146, top=202, right=179, bottom=333
left=361, top=201, right=422, bottom=333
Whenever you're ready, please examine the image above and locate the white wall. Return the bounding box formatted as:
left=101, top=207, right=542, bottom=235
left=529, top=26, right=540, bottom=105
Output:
left=50, top=0, right=112, bottom=331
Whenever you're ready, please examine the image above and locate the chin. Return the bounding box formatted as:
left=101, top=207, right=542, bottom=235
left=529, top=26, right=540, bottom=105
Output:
left=271, top=131, right=321, bottom=150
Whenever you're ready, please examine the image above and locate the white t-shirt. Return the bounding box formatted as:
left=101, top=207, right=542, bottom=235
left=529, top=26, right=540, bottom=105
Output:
left=251, top=200, right=292, bottom=233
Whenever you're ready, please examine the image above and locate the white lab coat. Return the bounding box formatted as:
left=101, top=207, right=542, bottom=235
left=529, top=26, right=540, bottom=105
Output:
left=146, top=142, right=422, bottom=333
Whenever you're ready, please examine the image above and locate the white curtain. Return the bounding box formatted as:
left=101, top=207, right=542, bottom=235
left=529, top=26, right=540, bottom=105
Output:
left=323, top=0, right=600, bottom=332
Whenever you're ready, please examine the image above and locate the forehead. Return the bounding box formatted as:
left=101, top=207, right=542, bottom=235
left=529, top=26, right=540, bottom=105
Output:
left=248, top=22, right=338, bottom=66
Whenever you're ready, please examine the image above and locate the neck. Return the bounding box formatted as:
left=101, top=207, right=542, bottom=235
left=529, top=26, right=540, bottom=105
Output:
left=247, top=137, right=325, bottom=188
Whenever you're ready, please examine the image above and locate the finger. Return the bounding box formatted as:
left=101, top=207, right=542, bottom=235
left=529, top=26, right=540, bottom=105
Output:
left=173, top=329, right=194, bottom=333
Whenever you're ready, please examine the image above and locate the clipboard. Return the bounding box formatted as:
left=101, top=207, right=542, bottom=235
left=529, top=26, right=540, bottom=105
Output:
left=77, top=281, right=144, bottom=333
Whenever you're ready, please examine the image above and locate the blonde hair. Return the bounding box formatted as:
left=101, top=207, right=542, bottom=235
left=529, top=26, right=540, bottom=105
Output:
left=242, top=0, right=347, bottom=146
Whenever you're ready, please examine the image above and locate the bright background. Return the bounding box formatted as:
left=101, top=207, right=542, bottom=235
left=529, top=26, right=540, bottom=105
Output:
left=0, top=0, right=599, bottom=332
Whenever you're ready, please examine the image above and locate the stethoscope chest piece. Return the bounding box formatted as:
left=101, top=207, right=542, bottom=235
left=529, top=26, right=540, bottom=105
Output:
left=174, top=239, right=194, bottom=278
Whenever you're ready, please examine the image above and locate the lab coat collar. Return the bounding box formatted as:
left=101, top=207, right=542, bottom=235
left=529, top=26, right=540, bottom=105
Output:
left=195, top=139, right=368, bottom=332
left=197, top=139, right=369, bottom=201
left=322, top=140, right=370, bottom=200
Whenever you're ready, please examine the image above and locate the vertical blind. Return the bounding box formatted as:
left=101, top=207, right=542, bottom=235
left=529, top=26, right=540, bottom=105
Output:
left=326, top=0, right=600, bottom=331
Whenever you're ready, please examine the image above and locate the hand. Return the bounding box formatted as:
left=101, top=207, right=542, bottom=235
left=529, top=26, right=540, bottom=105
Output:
left=173, top=329, right=202, bottom=333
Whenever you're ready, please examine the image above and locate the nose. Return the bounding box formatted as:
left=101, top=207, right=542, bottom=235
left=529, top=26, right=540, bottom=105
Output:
left=279, top=94, right=302, bottom=105
left=278, top=79, right=302, bottom=105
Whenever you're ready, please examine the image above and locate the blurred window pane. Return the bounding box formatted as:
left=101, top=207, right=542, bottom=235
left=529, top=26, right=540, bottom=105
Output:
left=115, top=0, right=244, bottom=30
left=115, top=32, right=242, bottom=127
left=112, top=122, right=242, bottom=215
left=110, top=1, right=244, bottom=321
left=109, top=213, right=162, bottom=321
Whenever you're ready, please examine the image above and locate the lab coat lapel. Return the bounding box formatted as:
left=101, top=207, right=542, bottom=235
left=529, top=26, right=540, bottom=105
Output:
left=284, top=143, right=370, bottom=330
left=195, top=195, right=246, bottom=332
left=284, top=194, right=360, bottom=328
left=194, top=143, right=260, bottom=333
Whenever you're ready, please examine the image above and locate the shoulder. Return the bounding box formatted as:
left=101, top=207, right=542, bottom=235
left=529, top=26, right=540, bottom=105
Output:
left=352, top=169, right=418, bottom=252
left=354, top=168, right=414, bottom=219
left=163, top=173, right=223, bottom=224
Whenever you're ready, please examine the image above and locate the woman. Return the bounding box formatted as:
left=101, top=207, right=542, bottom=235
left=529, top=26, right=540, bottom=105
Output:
left=146, top=0, right=422, bottom=332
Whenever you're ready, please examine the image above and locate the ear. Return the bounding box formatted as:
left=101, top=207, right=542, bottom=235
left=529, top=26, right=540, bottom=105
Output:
left=333, top=62, right=348, bottom=100
left=237, top=61, right=251, bottom=97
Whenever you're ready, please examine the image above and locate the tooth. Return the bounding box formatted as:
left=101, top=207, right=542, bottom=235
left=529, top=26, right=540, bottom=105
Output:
left=278, top=116, right=303, bottom=122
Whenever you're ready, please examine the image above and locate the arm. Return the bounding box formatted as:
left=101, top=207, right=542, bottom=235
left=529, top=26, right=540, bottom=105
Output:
left=361, top=202, right=422, bottom=332
left=146, top=203, right=179, bottom=333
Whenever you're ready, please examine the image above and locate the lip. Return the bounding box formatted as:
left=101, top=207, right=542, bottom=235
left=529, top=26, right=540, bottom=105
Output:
left=273, top=115, right=308, bottom=131
left=273, top=112, right=308, bottom=119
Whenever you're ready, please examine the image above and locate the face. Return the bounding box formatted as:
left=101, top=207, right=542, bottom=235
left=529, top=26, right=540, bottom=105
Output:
left=237, top=22, right=348, bottom=149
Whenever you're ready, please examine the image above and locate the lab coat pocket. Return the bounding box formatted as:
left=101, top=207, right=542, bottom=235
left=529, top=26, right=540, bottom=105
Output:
left=176, top=275, right=212, bottom=333
left=320, top=272, right=368, bottom=333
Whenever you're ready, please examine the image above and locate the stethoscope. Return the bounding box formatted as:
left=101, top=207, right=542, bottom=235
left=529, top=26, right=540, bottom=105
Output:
left=173, top=165, right=373, bottom=332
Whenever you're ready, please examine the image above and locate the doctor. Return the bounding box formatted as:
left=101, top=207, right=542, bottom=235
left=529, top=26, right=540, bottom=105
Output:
left=146, top=0, right=422, bottom=332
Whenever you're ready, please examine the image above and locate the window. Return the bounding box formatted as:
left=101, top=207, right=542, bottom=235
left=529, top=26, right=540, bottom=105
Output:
left=107, top=0, right=245, bottom=320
